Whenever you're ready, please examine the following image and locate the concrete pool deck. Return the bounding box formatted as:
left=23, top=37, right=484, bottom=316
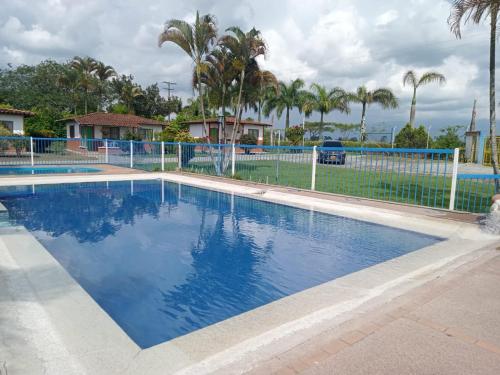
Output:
left=0, top=172, right=498, bottom=374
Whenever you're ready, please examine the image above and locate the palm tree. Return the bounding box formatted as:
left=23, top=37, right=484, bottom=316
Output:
left=94, top=61, right=116, bottom=111
left=158, top=11, right=217, bottom=141
left=403, top=70, right=446, bottom=127
left=120, top=83, right=143, bottom=113
left=352, top=86, right=398, bottom=141
left=302, top=84, right=350, bottom=140
left=219, top=27, right=266, bottom=144
left=250, top=69, right=278, bottom=122
left=197, top=46, right=236, bottom=118
left=449, top=0, right=499, bottom=176
left=264, top=79, right=307, bottom=129
left=70, top=56, right=97, bottom=114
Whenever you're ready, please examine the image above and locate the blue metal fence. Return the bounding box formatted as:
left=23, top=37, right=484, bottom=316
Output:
left=454, top=174, right=499, bottom=213
left=3, top=136, right=497, bottom=213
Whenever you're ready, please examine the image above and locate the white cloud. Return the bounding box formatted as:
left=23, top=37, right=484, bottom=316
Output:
left=375, top=10, right=399, bottom=27
left=0, top=0, right=491, bottom=129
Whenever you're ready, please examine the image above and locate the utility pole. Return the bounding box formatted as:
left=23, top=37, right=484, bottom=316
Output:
left=162, top=81, right=176, bottom=122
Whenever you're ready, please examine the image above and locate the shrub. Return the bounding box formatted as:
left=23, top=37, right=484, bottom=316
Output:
left=239, top=133, right=257, bottom=155
left=285, top=125, right=305, bottom=146
left=394, top=123, right=429, bottom=149
left=0, top=127, right=12, bottom=153
left=11, top=135, right=29, bottom=156
left=433, top=125, right=464, bottom=149
left=26, top=129, right=56, bottom=138
left=47, top=141, right=66, bottom=154
left=175, top=131, right=196, bottom=168
left=239, top=133, right=257, bottom=145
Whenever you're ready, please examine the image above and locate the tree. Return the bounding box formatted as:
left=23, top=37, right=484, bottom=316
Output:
left=302, top=84, right=350, bottom=140
left=158, top=11, right=217, bottom=142
left=120, top=82, right=143, bottom=113
left=433, top=125, right=465, bottom=149
left=394, top=123, right=430, bottom=148
left=352, top=86, right=398, bottom=141
left=94, top=61, right=116, bottom=111
left=304, top=121, right=335, bottom=140
left=219, top=26, right=267, bottom=144
left=249, top=69, right=278, bottom=122
left=332, top=123, right=361, bottom=140
left=264, top=79, right=307, bottom=129
left=403, top=70, right=446, bottom=127
left=449, top=0, right=500, bottom=177
left=70, top=56, right=98, bottom=114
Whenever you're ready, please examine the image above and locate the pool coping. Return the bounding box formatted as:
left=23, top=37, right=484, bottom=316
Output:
left=0, top=172, right=498, bottom=374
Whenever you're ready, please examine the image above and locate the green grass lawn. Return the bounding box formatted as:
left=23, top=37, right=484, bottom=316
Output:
left=127, top=157, right=492, bottom=213
left=183, top=160, right=493, bottom=213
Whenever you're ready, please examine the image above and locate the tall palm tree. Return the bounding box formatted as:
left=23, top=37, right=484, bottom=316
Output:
left=120, top=83, right=143, bottom=113
left=449, top=0, right=499, bottom=176
left=250, top=69, right=278, bottom=122
left=219, top=27, right=266, bottom=144
left=158, top=11, right=217, bottom=141
left=70, top=56, right=97, bottom=114
left=94, top=61, right=116, bottom=111
left=302, top=84, right=350, bottom=140
left=352, top=86, right=398, bottom=141
left=403, top=70, right=446, bottom=127
left=264, top=78, right=307, bottom=129
left=197, top=46, right=236, bottom=118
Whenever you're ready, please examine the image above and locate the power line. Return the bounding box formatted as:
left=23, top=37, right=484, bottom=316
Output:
left=162, top=81, right=176, bottom=99
left=162, top=81, right=176, bottom=121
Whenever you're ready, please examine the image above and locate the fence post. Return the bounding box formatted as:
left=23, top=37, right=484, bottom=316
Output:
left=105, top=139, right=109, bottom=164
left=231, top=143, right=236, bottom=176
left=448, top=148, right=460, bottom=210
left=178, top=142, right=182, bottom=170
left=311, top=146, right=317, bottom=191
left=30, top=137, right=34, bottom=166
left=130, top=140, right=133, bottom=168
left=161, top=141, right=165, bottom=171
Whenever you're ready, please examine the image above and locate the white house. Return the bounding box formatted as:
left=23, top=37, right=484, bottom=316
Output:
left=182, top=117, right=273, bottom=144
left=0, top=108, right=35, bottom=135
left=61, top=112, right=166, bottom=140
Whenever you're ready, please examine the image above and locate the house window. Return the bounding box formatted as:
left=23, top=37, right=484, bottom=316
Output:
left=102, top=126, right=120, bottom=139
left=0, top=121, right=14, bottom=133
left=247, top=129, right=259, bottom=139
left=139, top=128, right=153, bottom=141
left=69, top=125, right=75, bottom=138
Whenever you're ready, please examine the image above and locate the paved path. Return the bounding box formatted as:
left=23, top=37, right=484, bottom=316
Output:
left=244, top=247, right=500, bottom=375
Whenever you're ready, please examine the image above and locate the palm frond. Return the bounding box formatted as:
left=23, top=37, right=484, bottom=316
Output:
left=403, top=70, right=417, bottom=88
left=418, top=71, right=446, bottom=87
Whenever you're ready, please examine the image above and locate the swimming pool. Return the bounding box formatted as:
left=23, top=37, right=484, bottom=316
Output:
left=0, top=166, right=102, bottom=175
left=0, top=180, right=442, bottom=348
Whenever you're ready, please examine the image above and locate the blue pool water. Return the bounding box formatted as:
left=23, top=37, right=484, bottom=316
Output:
left=0, top=166, right=102, bottom=175
left=0, top=180, right=442, bottom=348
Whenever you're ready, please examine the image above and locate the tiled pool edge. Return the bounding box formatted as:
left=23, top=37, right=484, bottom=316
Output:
left=0, top=173, right=498, bottom=375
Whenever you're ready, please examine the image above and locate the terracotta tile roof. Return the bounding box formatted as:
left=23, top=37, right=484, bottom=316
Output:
left=0, top=108, right=35, bottom=116
left=61, top=112, right=166, bottom=128
left=181, top=117, right=273, bottom=127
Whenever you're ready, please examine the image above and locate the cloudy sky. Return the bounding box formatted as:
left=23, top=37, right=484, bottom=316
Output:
left=0, top=0, right=493, bottom=133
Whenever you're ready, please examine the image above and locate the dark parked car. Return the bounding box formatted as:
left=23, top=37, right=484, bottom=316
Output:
left=317, top=140, right=346, bottom=165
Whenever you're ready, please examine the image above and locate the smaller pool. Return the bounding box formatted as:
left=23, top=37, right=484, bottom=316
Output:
left=0, top=166, right=102, bottom=175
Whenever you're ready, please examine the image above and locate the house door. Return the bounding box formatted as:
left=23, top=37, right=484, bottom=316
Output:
left=80, top=126, right=95, bottom=150
left=209, top=127, right=219, bottom=144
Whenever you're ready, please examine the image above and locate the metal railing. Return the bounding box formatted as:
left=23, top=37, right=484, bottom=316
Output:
left=454, top=174, right=500, bottom=213
left=2, top=136, right=496, bottom=213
